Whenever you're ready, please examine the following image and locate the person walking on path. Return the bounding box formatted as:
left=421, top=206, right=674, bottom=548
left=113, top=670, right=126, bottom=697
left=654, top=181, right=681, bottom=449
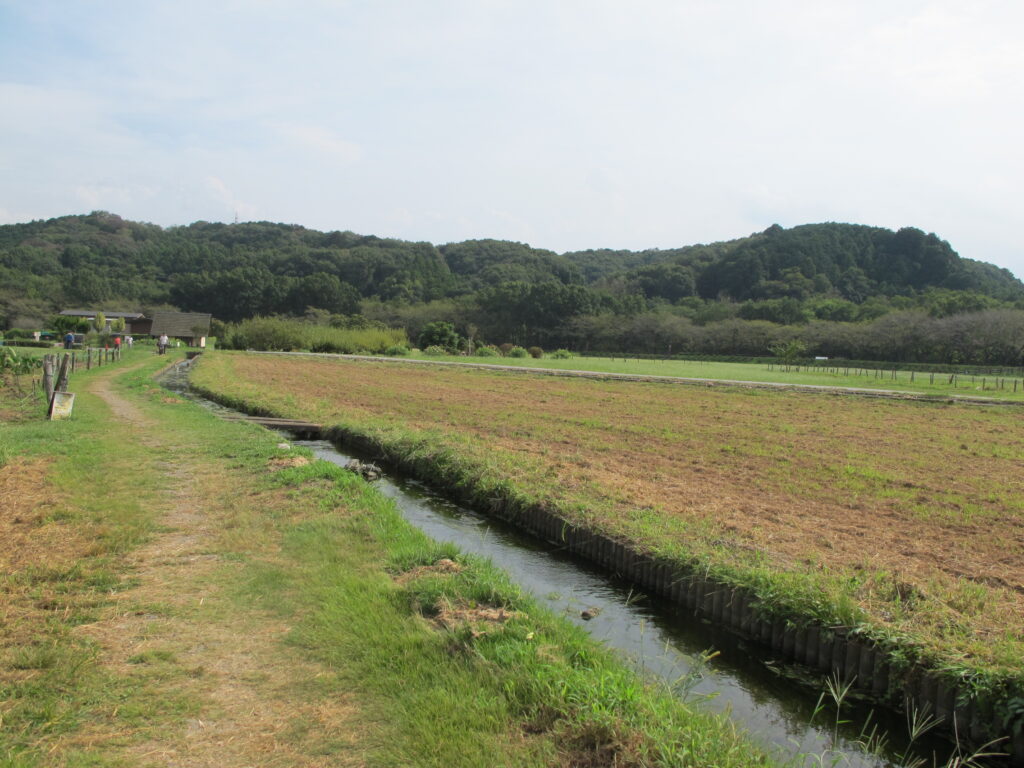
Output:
left=63, top=331, right=74, bottom=350
left=158, top=333, right=169, bottom=355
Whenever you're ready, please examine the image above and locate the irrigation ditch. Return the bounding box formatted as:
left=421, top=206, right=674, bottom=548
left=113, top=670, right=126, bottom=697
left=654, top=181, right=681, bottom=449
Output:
left=162, top=359, right=1022, bottom=766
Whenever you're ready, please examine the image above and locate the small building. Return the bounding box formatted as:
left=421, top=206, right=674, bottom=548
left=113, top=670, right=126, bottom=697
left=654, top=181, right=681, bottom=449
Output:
left=59, top=309, right=147, bottom=334
left=150, top=312, right=212, bottom=348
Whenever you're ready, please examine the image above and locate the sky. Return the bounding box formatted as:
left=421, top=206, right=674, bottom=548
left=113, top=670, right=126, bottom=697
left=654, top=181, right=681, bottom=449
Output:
left=1, top=0, right=1022, bottom=277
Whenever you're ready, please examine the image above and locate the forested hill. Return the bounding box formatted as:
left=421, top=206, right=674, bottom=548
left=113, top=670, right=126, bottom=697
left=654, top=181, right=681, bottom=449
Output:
left=2, top=212, right=1023, bottom=355
left=564, top=223, right=1022, bottom=303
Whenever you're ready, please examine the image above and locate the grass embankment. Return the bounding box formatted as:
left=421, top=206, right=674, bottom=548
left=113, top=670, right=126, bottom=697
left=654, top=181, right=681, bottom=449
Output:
left=1, top=353, right=772, bottom=766
left=402, top=352, right=1024, bottom=402
left=190, top=352, right=1024, bottom=696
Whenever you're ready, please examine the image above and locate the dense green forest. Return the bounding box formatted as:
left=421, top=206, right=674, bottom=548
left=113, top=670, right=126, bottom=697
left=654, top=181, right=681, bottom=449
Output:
left=2, top=211, right=1023, bottom=364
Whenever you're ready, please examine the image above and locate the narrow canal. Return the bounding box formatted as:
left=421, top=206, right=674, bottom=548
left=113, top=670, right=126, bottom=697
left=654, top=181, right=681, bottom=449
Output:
left=163, top=362, right=964, bottom=767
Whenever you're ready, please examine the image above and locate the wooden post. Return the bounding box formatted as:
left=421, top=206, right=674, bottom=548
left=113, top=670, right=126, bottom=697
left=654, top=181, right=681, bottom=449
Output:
left=42, top=356, right=55, bottom=401
left=86, top=348, right=92, bottom=370
left=70, top=351, right=76, bottom=373
left=56, top=353, right=71, bottom=392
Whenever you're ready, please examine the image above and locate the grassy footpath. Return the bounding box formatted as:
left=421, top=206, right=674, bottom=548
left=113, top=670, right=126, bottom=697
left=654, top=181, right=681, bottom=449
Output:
left=399, top=352, right=1024, bottom=402
left=1, top=353, right=774, bottom=766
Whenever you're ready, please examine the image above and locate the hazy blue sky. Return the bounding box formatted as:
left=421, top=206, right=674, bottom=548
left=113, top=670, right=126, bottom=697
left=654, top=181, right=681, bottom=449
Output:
left=2, top=1, right=1022, bottom=277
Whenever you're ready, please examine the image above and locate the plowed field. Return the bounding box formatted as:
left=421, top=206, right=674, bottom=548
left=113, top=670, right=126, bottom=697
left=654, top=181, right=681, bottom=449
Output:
left=193, top=353, right=1024, bottom=674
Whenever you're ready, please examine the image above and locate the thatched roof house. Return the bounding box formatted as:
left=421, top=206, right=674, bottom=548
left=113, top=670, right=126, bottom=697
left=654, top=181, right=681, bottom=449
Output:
left=150, top=312, right=212, bottom=347
left=59, top=309, right=147, bottom=333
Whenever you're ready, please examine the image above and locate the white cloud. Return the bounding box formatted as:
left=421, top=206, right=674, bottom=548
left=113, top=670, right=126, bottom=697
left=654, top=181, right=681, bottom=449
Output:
left=206, top=177, right=259, bottom=221
left=274, top=123, right=364, bottom=165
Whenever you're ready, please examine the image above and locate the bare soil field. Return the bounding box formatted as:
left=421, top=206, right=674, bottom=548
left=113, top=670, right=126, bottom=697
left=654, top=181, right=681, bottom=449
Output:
left=193, top=353, right=1024, bottom=674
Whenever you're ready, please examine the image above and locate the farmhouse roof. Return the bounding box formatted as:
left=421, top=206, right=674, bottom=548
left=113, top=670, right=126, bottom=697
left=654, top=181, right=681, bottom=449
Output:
left=60, top=309, right=145, bottom=319
left=150, top=311, right=212, bottom=338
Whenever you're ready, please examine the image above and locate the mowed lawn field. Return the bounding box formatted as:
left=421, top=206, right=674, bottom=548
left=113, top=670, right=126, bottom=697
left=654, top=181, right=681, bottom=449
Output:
left=192, top=352, right=1024, bottom=681
left=407, top=352, right=1024, bottom=401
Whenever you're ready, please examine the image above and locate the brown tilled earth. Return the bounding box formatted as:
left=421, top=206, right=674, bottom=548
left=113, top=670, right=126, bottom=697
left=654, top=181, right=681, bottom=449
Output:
left=205, top=355, right=1024, bottom=653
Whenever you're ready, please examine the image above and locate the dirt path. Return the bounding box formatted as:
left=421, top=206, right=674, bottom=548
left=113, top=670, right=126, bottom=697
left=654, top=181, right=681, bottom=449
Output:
left=77, top=365, right=364, bottom=767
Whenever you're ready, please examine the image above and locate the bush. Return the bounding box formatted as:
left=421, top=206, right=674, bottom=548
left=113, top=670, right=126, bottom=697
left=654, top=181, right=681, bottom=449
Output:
left=418, top=321, right=461, bottom=352
left=499, top=343, right=514, bottom=356
left=385, top=344, right=410, bottom=356
left=6, top=329, right=34, bottom=340
left=423, top=345, right=447, bottom=356
left=1, top=339, right=52, bottom=348
left=221, top=316, right=407, bottom=353
left=527, top=346, right=544, bottom=359
left=551, top=349, right=573, bottom=359
left=476, top=346, right=499, bottom=357
left=508, top=346, right=528, bottom=358
left=0, top=348, right=42, bottom=375
left=51, top=316, right=90, bottom=334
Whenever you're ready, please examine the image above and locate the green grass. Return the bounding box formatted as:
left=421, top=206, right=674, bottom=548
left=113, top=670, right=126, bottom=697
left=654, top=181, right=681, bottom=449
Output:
left=401, top=351, right=1024, bottom=401
left=248, top=456, right=771, bottom=767
left=1, top=351, right=779, bottom=766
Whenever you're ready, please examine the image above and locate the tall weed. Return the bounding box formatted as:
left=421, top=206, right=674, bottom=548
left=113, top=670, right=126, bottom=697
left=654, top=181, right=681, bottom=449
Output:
left=221, top=316, right=406, bottom=353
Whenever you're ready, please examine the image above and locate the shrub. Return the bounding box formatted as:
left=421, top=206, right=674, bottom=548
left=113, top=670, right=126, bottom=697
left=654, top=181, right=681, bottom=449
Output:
left=0, top=348, right=42, bottom=375
left=508, top=346, right=528, bottom=358
left=418, top=321, right=461, bottom=352
left=385, top=344, right=410, bottom=356
left=1, top=339, right=52, bottom=348
left=221, top=316, right=407, bottom=353
left=51, top=316, right=90, bottom=334
left=551, top=348, right=573, bottom=359
left=499, top=343, right=514, bottom=356
left=476, top=346, right=499, bottom=357
left=6, top=329, right=34, bottom=340
left=527, top=346, right=544, bottom=359
left=423, top=345, right=447, bottom=356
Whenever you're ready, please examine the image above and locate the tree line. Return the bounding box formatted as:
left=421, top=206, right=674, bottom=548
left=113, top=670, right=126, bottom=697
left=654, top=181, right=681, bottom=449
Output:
left=2, top=211, right=1023, bottom=364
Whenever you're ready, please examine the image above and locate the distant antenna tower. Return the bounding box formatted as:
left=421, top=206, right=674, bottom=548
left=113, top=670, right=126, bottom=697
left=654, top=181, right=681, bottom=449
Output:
left=233, top=210, right=239, bottom=224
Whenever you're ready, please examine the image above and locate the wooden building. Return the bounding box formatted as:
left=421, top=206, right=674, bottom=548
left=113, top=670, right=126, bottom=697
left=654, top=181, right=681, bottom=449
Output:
left=59, top=309, right=147, bottom=333
left=149, top=312, right=212, bottom=348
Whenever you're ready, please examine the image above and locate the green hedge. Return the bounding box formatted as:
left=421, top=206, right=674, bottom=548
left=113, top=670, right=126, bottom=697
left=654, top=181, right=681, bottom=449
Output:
left=1, top=339, right=55, bottom=349
left=220, top=316, right=407, bottom=354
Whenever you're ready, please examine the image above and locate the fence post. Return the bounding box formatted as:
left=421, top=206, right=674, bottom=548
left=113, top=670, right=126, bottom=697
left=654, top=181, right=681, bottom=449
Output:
left=42, top=356, right=55, bottom=402
left=55, top=354, right=71, bottom=392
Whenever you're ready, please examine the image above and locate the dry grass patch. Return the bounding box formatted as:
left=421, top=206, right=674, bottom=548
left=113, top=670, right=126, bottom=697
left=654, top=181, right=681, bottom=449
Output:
left=0, top=457, right=101, bottom=659
left=394, top=557, right=463, bottom=585
left=0, top=457, right=85, bottom=573
left=269, top=454, right=311, bottom=469
left=432, top=601, right=523, bottom=635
